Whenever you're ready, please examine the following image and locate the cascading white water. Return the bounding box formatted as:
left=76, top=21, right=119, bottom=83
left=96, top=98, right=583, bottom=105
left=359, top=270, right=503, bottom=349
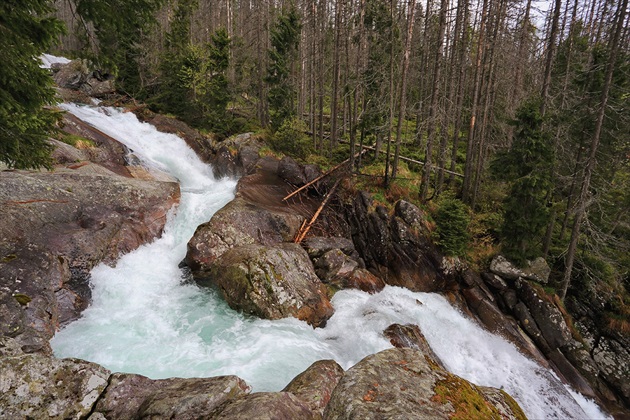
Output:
left=51, top=104, right=609, bottom=419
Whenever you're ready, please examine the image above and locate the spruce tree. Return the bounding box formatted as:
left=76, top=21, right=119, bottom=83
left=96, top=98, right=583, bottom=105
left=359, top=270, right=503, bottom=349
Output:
left=73, top=0, right=164, bottom=96
left=201, top=28, right=231, bottom=135
left=434, top=197, right=471, bottom=257
left=266, top=7, right=301, bottom=130
left=360, top=0, right=397, bottom=158
left=493, top=100, right=554, bottom=263
left=0, top=0, right=64, bottom=169
left=153, top=0, right=200, bottom=120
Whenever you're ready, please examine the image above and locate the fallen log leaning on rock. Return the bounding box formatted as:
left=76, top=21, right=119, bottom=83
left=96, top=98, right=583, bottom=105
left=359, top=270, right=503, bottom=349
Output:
left=294, top=179, right=341, bottom=243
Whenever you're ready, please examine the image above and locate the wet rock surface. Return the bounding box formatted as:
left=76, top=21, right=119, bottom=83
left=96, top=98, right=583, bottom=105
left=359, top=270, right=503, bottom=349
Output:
left=205, top=243, right=333, bottom=327
left=323, top=347, right=526, bottom=420
left=282, top=360, right=345, bottom=416
left=383, top=323, right=445, bottom=368
left=0, top=166, right=179, bottom=353
left=213, top=392, right=319, bottom=420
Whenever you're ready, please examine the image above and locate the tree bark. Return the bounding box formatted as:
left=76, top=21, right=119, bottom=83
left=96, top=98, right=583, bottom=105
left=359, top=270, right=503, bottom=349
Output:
left=392, top=0, right=417, bottom=181
left=420, top=0, right=448, bottom=201
left=462, top=0, right=488, bottom=203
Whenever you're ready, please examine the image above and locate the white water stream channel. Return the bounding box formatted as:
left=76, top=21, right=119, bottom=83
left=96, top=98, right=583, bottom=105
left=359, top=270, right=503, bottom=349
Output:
left=50, top=103, right=609, bottom=419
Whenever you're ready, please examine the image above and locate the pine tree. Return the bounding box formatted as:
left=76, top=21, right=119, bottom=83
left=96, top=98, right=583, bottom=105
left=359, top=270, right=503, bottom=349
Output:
left=493, top=100, right=554, bottom=263
left=152, top=0, right=200, bottom=120
left=0, top=0, right=64, bottom=169
left=73, top=0, right=164, bottom=95
left=203, top=28, right=231, bottom=135
left=180, top=28, right=232, bottom=136
left=360, top=0, right=397, bottom=158
left=266, top=6, right=301, bottom=131
left=434, top=197, right=471, bottom=257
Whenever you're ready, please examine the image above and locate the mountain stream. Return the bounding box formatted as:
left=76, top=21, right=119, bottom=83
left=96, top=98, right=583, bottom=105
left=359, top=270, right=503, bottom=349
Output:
left=51, top=103, right=609, bottom=419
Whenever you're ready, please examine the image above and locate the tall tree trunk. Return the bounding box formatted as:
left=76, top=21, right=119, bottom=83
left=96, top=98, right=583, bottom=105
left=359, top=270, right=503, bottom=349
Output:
left=384, top=0, right=396, bottom=188
left=414, top=0, right=432, bottom=149
left=471, top=0, right=506, bottom=208
left=436, top=1, right=455, bottom=194
left=330, top=0, right=343, bottom=154
left=392, top=0, right=418, bottom=180
left=448, top=0, right=470, bottom=186
left=559, top=0, right=627, bottom=301
left=317, top=0, right=326, bottom=151
left=540, top=0, right=562, bottom=115
left=420, top=0, right=448, bottom=201
left=462, top=0, right=488, bottom=203
left=351, top=0, right=367, bottom=172
left=506, top=0, right=533, bottom=146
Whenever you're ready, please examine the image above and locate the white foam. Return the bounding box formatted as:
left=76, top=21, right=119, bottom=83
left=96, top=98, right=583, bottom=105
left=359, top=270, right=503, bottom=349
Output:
left=40, top=53, right=71, bottom=68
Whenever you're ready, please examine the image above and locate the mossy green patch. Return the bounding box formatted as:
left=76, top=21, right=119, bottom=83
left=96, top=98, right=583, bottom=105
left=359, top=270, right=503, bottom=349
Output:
left=58, top=133, right=97, bottom=149
left=432, top=375, right=502, bottom=420
left=13, top=293, right=32, bottom=306
left=1, top=254, right=17, bottom=263
left=499, top=389, right=528, bottom=420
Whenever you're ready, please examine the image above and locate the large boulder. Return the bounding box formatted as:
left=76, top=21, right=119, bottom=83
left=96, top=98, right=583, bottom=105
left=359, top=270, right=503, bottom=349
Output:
left=383, top=323, right=445, bottom=368
left=323, top=347, right=526, bottom=420
left=0, top=341, right=110, bottom=420
left=0, top=167, right=179, bottom=352
left=302, top=237, right=360, bottom=261
left=52, top=60, right=115, bottom=98
left=312, top=249, right=358, bottom=283
left=278, top=156, right=307, bottom=186
left=204, top=243, right=333, bottom=327
left=93, top=373, right=250, bottom=419
left=490, top=255, right=551, bottom=284
left=211, top=132, right=265, bottom=177
left=302, top=236, right=384, bottom=293
left=186, top=197, right=303, bottom=278
left=283, top=360, right=345, bottom=416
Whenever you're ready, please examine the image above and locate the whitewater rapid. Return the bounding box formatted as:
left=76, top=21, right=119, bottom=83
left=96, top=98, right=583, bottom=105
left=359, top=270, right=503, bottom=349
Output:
left=51, top=104, right=609, bottom=419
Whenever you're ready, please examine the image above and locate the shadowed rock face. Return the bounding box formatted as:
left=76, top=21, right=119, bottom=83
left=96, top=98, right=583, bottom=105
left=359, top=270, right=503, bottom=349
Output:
left=52, top=60, right=115, bottom=98
left=323, top=347, right=527, bottom=420
left=346, top=194, right=445, bottom=292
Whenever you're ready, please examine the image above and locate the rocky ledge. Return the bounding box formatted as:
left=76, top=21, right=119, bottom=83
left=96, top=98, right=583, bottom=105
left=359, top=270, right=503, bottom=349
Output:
left=0, top=110, right=180, bottom=355
left=0, top=322, right=526, bottom=419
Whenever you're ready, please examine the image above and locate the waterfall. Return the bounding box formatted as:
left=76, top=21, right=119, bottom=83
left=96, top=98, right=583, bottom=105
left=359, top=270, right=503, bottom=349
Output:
left=51, top=104, right=609, bottom=419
